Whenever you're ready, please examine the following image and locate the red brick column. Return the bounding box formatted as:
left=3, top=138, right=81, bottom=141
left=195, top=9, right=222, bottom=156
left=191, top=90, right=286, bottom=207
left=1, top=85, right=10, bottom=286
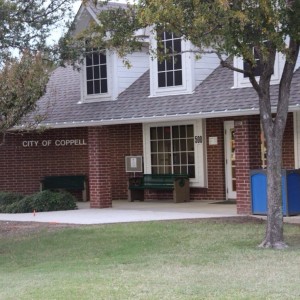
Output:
left=235, top=119, right=252, bottom=214
left=88, top=127, right=112, bottom=208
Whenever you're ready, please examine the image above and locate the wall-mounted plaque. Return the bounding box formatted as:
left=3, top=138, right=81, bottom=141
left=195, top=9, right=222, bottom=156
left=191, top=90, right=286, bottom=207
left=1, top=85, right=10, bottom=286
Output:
left=209, top=137, right=218, bottom=145
left=125, top=156, right=143, bottom=172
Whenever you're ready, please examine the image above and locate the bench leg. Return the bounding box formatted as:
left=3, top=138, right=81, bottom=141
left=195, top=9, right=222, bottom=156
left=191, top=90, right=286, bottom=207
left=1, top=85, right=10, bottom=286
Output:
left=82, top=189, right=87, bottom=202
left=128, top=190, right=144, bottom=202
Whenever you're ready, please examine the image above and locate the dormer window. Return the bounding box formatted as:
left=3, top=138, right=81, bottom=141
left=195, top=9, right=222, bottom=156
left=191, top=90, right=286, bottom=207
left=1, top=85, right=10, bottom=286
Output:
left=86, top=49, right=108, bottom=95
left=243, top=47, right=262, bottom=78
left=149, top=31, right=195, bottom=97
left=157, top=32, right=183, bottom=88
left=81, top=48, right=114, bottom=103
left=233, top=48, right=283, bottom=89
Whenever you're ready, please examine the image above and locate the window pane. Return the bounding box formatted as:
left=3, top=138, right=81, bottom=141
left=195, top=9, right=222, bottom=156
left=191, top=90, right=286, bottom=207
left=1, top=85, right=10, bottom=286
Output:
left=174, top=166, right=180, bottom=174
left=100, top=65, right=107, bottom=78
left=165, top=153, right=171, bottom=165
left=181, top=153, right=187, bottom=164
left=151, top=154, right=158, bottom=165
left=86, top=54, right=92, bottom=66
left=172, top=126, right=179, bottom=138
left=164, top=140, right=171, bottom=152
left=158, top=61, right=165, bottom=72
left=150, top=128, right=157, bottom=140
left=180, top=139, right=187, bottom=151
left=173, top=153, right=180, bottom=164
left=173, top=39, right=181, bottom=53
left=100, top=53, right=106, bottom=64
left=187, top=138, right=194, bottom=151
left=157, top=127, right=164, bottom=139
left=174, top=55, right=182, bottom=69
left=179, top=125, right=186, bottom=137
left=165, top=32, right=172, bottom=40
left=181, top=165, right=188, bottom=175
left=157, top=141, right=164, bottom=152
left=188, top=153, right=195, bottom=164
left=94, top=66, right=100, bottom=79
left=158, top=166, right=165, bottom=174
left=165, top=165, right=172, bottom=173
left=86, top=67, right=93, bottom=80
left=164, top=127, right=171, bottom=139
left=158, top=154, right=165, bottom=164
left=158, top=73, right=166, bottom=87
left=187, top=125, right=193, bottom=137
left=167, top=71, right=174, bottom=86
left=151, top=141, right=157, bottom=152
left=94, top=80, right=100, bottom=94
left=174, top=70, right=182, bottom=86
left=188, top=166, right=195, bottom=178
left=87, top=81, right=93, bottom=95
left=166, top=57, right=173, bottom=71
left=93, top=53, right=99, bottom=65
left=173, top=140, right=180, bottom=152
left=101, top=80, right=107, bottom=93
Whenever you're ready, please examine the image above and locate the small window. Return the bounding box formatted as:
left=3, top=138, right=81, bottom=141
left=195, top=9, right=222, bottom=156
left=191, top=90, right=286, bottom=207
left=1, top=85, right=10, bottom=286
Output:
left=157, top=32, right=183, bottom=88
left=85, top=49, right=108, bottom=95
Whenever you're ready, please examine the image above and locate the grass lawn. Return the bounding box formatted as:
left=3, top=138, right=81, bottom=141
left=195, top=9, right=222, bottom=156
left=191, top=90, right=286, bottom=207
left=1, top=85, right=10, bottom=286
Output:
left=1, top=218, right=300, bottom=299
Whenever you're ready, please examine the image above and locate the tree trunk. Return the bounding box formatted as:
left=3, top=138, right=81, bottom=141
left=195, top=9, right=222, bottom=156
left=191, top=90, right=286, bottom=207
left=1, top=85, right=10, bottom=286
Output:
left=257, top=40, right=299, bottom=249
left=259, top=128, right=287, bottom=249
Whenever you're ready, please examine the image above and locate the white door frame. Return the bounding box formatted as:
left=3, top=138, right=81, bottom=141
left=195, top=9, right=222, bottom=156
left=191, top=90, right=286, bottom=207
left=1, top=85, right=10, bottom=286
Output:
left=224, top=121, right=237, bottom=200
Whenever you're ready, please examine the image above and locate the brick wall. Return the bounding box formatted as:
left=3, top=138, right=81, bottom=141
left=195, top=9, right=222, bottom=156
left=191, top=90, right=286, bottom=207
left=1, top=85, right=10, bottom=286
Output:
left=109, top=124, right=143, bottom=200
left=0, top=128, right=89, bottom=197
left=0, top=114, right=295, bottom=210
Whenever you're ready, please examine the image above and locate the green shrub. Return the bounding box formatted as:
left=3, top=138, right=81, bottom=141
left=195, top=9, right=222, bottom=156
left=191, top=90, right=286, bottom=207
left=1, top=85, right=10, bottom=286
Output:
left=4, top=190, right=77, bottom=213
left=0, top=192, right=24, bottom=212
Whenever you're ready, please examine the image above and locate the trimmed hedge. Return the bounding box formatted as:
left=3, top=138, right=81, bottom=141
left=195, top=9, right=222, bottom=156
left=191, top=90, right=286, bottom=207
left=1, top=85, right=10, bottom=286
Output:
left=2, top=190, right=77, bottom=213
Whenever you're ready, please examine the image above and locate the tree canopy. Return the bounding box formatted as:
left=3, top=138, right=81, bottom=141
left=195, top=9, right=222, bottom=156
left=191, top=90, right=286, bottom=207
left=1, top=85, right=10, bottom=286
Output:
left=0, top=0, right=76, bottom=138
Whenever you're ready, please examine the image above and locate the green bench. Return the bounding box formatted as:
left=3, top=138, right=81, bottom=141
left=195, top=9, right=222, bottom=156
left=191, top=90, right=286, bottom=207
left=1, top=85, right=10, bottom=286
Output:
left=40, top=175, right=87, bottom=201
left=128, top=174, right=190, bottom=203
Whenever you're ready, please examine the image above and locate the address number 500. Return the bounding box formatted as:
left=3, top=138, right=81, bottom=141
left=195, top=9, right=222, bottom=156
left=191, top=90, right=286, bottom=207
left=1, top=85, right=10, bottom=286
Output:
left=195, top=136, right=202, bottom=144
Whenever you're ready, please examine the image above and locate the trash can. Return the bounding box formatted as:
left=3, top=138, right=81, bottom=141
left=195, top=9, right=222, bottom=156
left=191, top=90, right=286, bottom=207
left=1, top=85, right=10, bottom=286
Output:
left=250, top=169, right=300, bottom=216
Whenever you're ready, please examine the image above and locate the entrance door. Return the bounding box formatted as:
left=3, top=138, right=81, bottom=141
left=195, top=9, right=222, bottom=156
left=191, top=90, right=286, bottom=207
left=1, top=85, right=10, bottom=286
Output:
left=224, top=121, right=236, bottom=200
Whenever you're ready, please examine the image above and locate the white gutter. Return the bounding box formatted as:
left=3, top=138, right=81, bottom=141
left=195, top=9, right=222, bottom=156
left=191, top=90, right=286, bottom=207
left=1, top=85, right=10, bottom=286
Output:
left=15, top=104, right=300, bottom=130
left=18, top=107, right=260, bottom=130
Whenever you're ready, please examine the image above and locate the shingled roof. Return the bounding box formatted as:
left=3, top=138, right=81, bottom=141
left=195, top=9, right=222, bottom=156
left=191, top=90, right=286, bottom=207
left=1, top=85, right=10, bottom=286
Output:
left=36, top=63, right=300, bottom=128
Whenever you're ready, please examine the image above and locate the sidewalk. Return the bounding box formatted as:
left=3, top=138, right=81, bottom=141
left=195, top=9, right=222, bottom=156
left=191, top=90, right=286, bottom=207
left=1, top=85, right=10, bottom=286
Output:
left=0, top=200, right=239, bottom=225
left=1, top=200, right=299, bottom=225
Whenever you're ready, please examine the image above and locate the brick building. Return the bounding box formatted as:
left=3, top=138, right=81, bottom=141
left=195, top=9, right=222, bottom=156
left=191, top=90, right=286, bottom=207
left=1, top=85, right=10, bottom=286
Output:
left=1, top=2, right=300, bottom=214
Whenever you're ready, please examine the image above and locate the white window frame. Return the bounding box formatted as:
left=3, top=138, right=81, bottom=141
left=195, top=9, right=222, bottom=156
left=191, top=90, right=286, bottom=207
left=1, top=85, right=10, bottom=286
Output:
left=149, top=34, right=195, bottom=97
left=294, top=111, right=300, bottom=169
left=233, top=51, right=284, bottom=89
left=143, top=119, right=207, bottom=187
left=80, top=49, right=115, bottom=103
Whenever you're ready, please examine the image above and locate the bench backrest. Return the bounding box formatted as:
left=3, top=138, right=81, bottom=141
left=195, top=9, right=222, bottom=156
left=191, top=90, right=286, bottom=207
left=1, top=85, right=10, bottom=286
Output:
left=143, top=174, right=188, bottom=187
left=42, top=175, right=86, bottom=190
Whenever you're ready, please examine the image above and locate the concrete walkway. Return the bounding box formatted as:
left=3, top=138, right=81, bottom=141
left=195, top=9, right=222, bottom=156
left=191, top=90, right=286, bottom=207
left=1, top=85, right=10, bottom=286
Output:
left=1, top=200, right=299, bottom=225
left=0, top=200, right=239, bottom=225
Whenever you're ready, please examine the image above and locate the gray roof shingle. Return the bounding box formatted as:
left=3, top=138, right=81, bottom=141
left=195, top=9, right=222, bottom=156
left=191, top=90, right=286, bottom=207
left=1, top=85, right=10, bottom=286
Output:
left=37, top=62, right=300, bottom=128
